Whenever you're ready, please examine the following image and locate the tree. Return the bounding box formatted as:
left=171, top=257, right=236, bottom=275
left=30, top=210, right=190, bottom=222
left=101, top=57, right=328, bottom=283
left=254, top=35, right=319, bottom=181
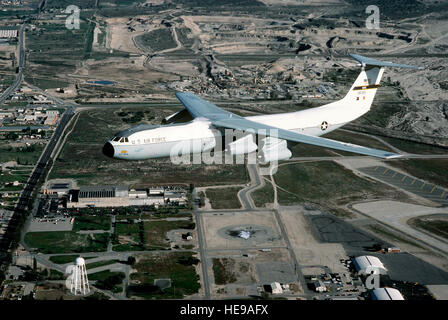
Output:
left=6, top=132, right=18, bottom=140
left=127, top=256, right=136, bottom=266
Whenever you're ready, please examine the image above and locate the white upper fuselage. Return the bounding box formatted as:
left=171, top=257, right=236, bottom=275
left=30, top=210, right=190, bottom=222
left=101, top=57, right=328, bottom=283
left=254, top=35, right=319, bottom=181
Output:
left=104, top=95, right=368, bottom=160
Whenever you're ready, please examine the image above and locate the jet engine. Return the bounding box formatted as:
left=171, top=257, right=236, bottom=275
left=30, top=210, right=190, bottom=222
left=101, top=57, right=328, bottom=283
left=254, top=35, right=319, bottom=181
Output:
left=225, top=134, right=258, bottom=156
left=258, top=137, right=292, bottom=163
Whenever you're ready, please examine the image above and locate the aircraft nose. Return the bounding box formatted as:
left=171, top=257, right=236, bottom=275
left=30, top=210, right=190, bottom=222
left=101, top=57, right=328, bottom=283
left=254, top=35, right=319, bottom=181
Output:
left=102, top=142, right=115, bottom=158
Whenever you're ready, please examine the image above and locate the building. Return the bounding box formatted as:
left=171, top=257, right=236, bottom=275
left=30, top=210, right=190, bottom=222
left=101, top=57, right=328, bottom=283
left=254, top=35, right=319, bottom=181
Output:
left=0, top=112, right=14, bottom=119
left=43, top=181, right=73, bottom=196
left=24, top=115, right=37, bottom=122
left=129, top=189, right=148, bottom=199
left=60, top=184, right=188, bottom=208
left=79, top=185, right=128, bottom=198
left=0, top=29, right=18, bottom=39
left=164, top=190, right=187, bottom=205
left=270, top=282, right=283, bottom=294
left=67, top=185, right=129, bottom=208
left=149, top=187, right=164, bottom=195
left=44, top=115, right=58, bottom=125
left=371, top=288, right=404, bottom=300
left=46, top=110, right=59, bottom=116
left=130, top=196, right=165, bottom=206
left=353, top=256, right=387, bottom=275
left=311, top=280, right=327, bottom=292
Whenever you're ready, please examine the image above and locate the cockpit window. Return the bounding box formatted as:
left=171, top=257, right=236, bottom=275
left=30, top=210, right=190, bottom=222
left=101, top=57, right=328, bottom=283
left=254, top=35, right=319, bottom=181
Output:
left=124, top=138, right=129, bottom=143
left=119, top=138, right=125, bottom=143
left=113, top=137, right=120, bottom=142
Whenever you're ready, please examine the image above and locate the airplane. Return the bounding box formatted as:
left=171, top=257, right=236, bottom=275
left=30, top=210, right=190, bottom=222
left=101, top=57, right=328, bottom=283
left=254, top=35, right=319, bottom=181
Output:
left=102, top=54, right=421, bottom=163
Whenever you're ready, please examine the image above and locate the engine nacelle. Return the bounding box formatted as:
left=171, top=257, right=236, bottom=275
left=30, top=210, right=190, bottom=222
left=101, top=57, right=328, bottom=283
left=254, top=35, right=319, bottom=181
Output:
left=258, top=137, right=292, bottom=163
left=225, top=134, right=258, bottom=156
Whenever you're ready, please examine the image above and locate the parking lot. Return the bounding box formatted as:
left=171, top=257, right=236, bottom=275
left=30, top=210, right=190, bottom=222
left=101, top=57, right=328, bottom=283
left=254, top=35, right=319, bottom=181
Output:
left=359, top=166, right=448, bottom=206
left=306, top=213, right=391, bottom=254
left=27, top=217, right=73, bottom=232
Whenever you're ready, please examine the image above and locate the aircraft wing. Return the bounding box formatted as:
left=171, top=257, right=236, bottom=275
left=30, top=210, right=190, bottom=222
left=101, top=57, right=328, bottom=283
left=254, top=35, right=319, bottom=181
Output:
left=350, top=54, right=423, bottom=70
left=212, top=118, right=401, bottom=159
left=176, top=92, right=401, bottom=159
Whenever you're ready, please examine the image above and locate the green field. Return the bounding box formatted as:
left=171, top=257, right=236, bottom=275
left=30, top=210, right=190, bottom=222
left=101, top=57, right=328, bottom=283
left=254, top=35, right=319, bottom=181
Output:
left=49, top=255, right=81, bottom=264
left=113, top=222, right=143, bottom=252
left=0, top=143, right=44, bottom=165
left=409, top=216, right=448, bottom=240
left=25, top=18, right=95, bottom=88
left=143, top=219, right=195, bottom=250
left=24, top=231, right=109, bottom=254
left=205, top=187, right=243, bottom=209
left=272, top=161, right=408, bottom=206
left=113, top=217, right=194, bottom=251
left=176, top=27, right=195, bottom=48
left=45, top=0, right=97, bottom=8
left=72, top=216, right=111, bottom=232
left=89, top=270, right=123, bottom=281
left=128, top=252, right=200, bottom=299
left=368, top=224, right=423, bottom=248
left=49, top=255, right=97, bottom=264
left=212, top=258, right=237, bottom=285
left=86, top=259, right=120, bottom=270
left=137, top=28, right=177, bottom=52
left=251, top=181, right=274, bottom=208
left=325, top=130, right=395, bottom=153
left=381, top=136, right=448, bottom=155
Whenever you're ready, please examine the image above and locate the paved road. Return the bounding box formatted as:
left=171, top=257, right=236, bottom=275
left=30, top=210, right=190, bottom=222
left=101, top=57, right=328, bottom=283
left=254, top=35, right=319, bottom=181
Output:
left=238, top=163, right=263, bottom=209
left=0, top=24, right=25, bottom=106
left=272, top=207, right=313, bottom=297
left=348, top=201, right=448, bottom=258
left=192, top=188, right=211, bottom=299
left=286, top=154, right=448, bottom=162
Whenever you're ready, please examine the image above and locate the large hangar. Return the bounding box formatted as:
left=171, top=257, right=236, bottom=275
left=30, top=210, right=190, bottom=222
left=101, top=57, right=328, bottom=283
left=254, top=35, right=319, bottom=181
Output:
left=371, top=288, right=405, bottom=300
left=353, top=256, right=387, bottom=275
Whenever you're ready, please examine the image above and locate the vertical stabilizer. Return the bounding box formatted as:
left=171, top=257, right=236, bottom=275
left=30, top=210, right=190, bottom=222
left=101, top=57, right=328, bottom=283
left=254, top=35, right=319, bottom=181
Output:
left=340, top=54, right=422, bottom=113
left=342, top=66, right=385, bottom=113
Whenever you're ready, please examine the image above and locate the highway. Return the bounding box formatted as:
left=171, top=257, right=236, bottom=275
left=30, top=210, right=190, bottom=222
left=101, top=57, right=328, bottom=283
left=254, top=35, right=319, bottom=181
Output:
left=0, top=106, right=75, bottom=257
left=0, top=21, right=81, bottom=263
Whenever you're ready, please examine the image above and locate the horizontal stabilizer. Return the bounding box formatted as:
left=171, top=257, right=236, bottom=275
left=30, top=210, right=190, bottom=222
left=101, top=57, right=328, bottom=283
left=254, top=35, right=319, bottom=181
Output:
left=350, top=53, right=423, bottom=70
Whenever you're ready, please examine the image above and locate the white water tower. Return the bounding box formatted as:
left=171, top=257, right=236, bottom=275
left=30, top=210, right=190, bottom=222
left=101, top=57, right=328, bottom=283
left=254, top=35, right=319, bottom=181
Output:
left=69, top=257, right=90, bottom=295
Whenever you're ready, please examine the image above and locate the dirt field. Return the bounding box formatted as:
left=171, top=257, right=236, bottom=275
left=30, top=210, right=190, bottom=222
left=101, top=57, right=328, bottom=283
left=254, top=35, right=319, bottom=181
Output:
left=209, top=248, right=301, bottom=298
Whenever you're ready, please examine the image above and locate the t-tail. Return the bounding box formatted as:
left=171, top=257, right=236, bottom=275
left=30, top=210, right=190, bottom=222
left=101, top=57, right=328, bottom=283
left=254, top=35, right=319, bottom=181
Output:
left=342, top=54, right=422, bottom=114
